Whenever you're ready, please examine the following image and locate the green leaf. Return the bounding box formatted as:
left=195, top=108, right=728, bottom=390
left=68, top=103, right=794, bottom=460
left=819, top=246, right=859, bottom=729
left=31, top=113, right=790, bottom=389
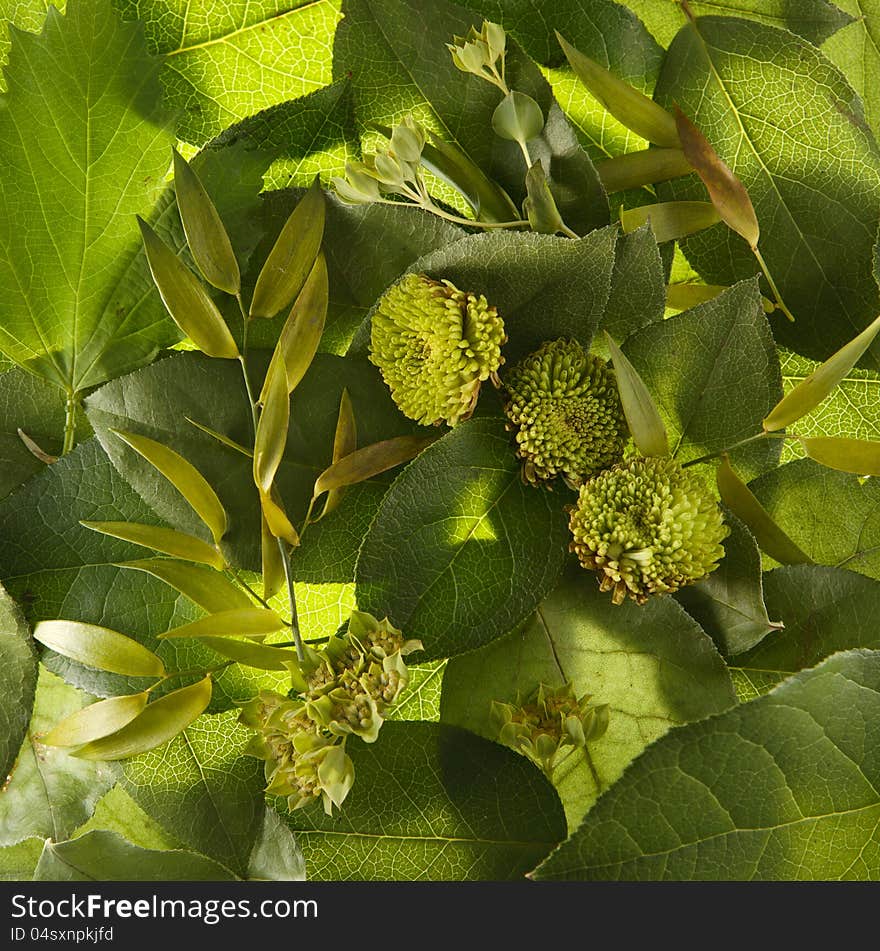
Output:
left=441, top=568, right=735, bottom=830
left=81, top=521, right=225, bottom=569
left=0, top=583, right=37, bottom=781
left=335, top=0, right=608, bottom=235
left=620, top=200, right=721, bottom=243
left=253, top=352, right=290, bottom=495
left=0, top=668, right=116, bottom=847
left=535, top=649, right=880, bottom=880
left=247, top=808, right=305, bottom=881
left=272, top=253, right=329, bottom=397
left=115, top=559, right=253, bottom=614
left=599, top=224, right=666, bottom=342
left=74, top=783, right=182, bottom=850
left=823, top=1, right=880, bottom=142
left=604, top=331, right=668, bottom=457
left=654, top=16, right=880, bottom=367
left=160, top=608, right=285, bottom=640
left=122, top=710, right=265, bottom=876
left=198, top=638, right=299, bottom=671
left=623, top=279, right=782, bottom=478
left=0, top=838, right=43, bottom=881
left=34, top=620, right=165, bottom=678
left=800, top=436, right=880, bottom=476
left=389, top=660, right=446, bottom=721
left=43, top=692, right=149, bottom=747
left=312, top=435, right=435, bottom=500
left=34, top=830, right=236, bottom=881
left=356, top=417, right=570, bottom=661
left=491, top=89, right=545, bottom=143
left=675, top=510, right=781, bottom=657
left=316, top=388, right=357, bottom=522
left=284, top=721, right=565, bottom=880
left=0, top=0, right=178, bottom=392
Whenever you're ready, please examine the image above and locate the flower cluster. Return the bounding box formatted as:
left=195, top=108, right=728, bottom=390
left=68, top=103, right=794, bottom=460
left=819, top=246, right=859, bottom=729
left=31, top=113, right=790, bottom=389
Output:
left=502, top=339, right=628, bottom=489
left=240, top=611, right=422, bottom=815
left=447, top=20, right=507, bottom=91
left=370, top=273, right=506, bottom=426
left=568, top=456, right=728, bottom=605
left=491, top=681, right=609, bottom=779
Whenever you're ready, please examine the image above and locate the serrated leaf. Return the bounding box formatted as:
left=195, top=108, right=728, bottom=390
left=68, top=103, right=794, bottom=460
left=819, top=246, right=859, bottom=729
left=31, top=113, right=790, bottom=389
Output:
left=43, top=692, right=149, bottom=747
left=74, top=676, right=212, bottom=760
left=356, top=417, right=569, bottom=660
left=535, top=650, right=880, bottom=880
left=115, top=559, right=252, bottom=614
left=0, top=582, right=37, bottom=780
left=441, top=568, right=735, bottom=830
left=0, top=0, right=179, bottom=392
left=160, top=608, right=284, bottom=641
left=81, top=521, right=225, bottom=569
left=620, top=200, right=721, bottom=243
left=34, top=620, right=165, bottom=678
left=284, top=721, right=565, bottom=880
left=604, top=331, right=667, bottom=457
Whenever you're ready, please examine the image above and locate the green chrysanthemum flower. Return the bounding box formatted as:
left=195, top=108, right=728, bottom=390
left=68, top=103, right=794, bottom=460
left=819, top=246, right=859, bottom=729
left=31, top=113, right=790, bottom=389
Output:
left=568, top=456, right=728, bottom=605
left=370, top=273, right=506, bottom=426
left=503, top=339, right=628, bottom=488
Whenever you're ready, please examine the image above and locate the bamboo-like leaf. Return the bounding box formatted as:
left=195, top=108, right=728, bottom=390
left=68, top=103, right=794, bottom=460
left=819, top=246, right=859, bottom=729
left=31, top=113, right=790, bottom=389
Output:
left=198, top=637, right=297, bottom=671
left=172, top=148, right=240, bottom=295
left=261, top=252, right=329, bottom=402
left=800, top=437, right=880, bottom=477
left=557, top=31, right=679, bottom=148
left=261, top=514, right=285, bottom=600
left=604, top=332, right=668, bottom=457
left=620, top=201, right=721, bottom=243
left=250, top=177, right=325, bottom=318
left=159, top=608, right=285, bottom=640
left=763, top=314, right=880, bottom=431
left=314, top=389, right=358, bottom=523
left=17, top=428, right=58, bottom=465
left=112, top=430, right=227, bottom=543
left=674, top=108, right=760, bottom=248
left=259, top=489, right=300, bottom=547
left=523, top=161, right=565, bottom=235
left=115, top=559, right=252, bottom=614
left=596, top=148, right=692, bottom=193
left=42, top=692, right=149, bottom=747
left=184, top=417, right=253, bottom=458
left=253, top=352, right=289, bottom=494
left=312, top=435, right=435, bottom=501
left=72, top=677, right=213, bottom=761
left=34, top=620, right=165, bottom=677
left=137, top=217, right=239, bottom=359
left=80, top=521, right=224, bottom=569
left=716, top=455, right=812, bottom=565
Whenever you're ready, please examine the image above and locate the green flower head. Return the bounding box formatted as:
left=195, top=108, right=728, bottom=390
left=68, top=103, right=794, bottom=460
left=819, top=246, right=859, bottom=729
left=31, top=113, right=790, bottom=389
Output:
left=568, top=456, right=728, bottom=605
left=370, top=273, right=506, bottom=426
left=503, top=339, right=628, bottom=488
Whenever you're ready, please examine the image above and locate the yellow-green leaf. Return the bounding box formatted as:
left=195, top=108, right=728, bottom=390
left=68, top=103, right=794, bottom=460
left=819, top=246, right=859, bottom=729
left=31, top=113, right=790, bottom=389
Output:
left=198, top=638, right=297, bottom=671
left=112, top=430, right=227, bottom=543
left=42, top=692, right=149, bottom=747
left=261, top=514, right=285, bottom=600
left=800, top=436, right=880, bottom=476
left=312, top=435, right=435, bottom=500
left=620, top=201, right=721, bottom=243
left=73, top=677, right=213, bottom=761
left=716, top=455, right=812, bottom=565
left=33, top=620, right=165, bottom=677
left=763, top=314, right=880, bottom=431
left=114, top=559, right=252, bottom=614
left=253, top=352, right=289, bottom=494
left=159, top=608, right=285, bottom=640
left=80, top=521, right=224, bottom=569
left=249, top=178, right=325, bottom=318
left=172, top=148, right=240, bottom=295
left=556, top=31, right=679, bottom=148
left=523, top=161, right=565, bottom=236
left=596, top=148, right=692, bottom=193
left=605, top=332, right=668, bottom=457
left=259, top=489, right=300, bottom=547
left=315, top=389, right=358, bottom=523
left=137, top=217, right=239, bottom=359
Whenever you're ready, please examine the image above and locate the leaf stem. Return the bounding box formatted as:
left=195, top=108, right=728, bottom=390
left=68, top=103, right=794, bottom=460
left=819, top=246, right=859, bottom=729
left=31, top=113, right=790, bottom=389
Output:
left=278, top=538, right=305, bottom=662
left=227, top=565, right=286, bottom=617
left=62, top=390, right=79, bottom=455
left=375, top=198, right=529, bottom=230
left=149, top=659, right=234, bottom=690
left=681, top=430, right=790, bottom=468
left=752, top=245, right=795, bottom=322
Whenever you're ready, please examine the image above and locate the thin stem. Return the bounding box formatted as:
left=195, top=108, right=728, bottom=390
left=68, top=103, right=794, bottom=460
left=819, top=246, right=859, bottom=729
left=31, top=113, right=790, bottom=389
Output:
left=681, top=430, right=790, bottom=469
left=62, top=390, right=79, bottom=455
left=235, top=293, right=260, bottom=436
left=559, top=223, right=580, bottom=240
left=278, top=538, right=305, bottom=662
left=228, top=566, right=286, bottom=617
left=516, top=138, right=532, bottom=170
left=752, top=245, right=795, bottom=323
left=149, top=660, right=234, bottom=691
left=375, top=198, right=529, bottom=230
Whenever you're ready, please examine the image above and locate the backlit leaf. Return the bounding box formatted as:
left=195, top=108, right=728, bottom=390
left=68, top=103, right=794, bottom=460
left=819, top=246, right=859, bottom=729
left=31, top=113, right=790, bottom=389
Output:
left=81, top=521, right=224, bottom=569
left=159, top=608, right=285, bottom=640
left=34, top=620, right=165, bottom=678
left=43, top=692, right=149, bottom=747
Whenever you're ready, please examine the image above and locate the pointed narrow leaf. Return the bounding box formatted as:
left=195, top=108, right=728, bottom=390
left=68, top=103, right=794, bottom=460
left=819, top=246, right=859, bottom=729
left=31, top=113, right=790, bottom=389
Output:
left=557, top=32, right=679, bottom=148
left=523, top=161, right=565, bottom=235
left=312, top=435, right=435, bottom=500
left=261, top=514, right=285, bottom=600
left=800, top=437, right=880, bottom=477
left=172, top=148, right=240, bottom=295
left=17, top=428, right=58, bottom=465
left=253, top=352, right=289, bottom=494
left=620, top=201, right=721, bottom=243
left=596, top=148, right=692, bottom=193
left=605, top=332, right=668, bottom=457
left=184, top=417, right=253, bottom=458
left=259, top=489, right=300, bottom=547
left=250, top=178, right=325, bottom=318
left=115, top=559, right=252, bottom=614
left=198, top=638, right=297, bottom=671
left=42, top=692, right=149, bottom=747
left=763, top=314, right=880, bottom=431
left=72, top=677, right=213, bottom=761
left=137, top=218, right=238, bottom=359
left=674, top=108, right=759, bottom=248
left=159, top=608, right=285, bottom=640
left=112, top=430, right=227, bottom=543
left=716, top=456, right=812, bottom=565
left=34, top=620, right=165, bottom=677
left=315, top=389, right=358, bottom=523
left=80, top=521, right=224, bottom=569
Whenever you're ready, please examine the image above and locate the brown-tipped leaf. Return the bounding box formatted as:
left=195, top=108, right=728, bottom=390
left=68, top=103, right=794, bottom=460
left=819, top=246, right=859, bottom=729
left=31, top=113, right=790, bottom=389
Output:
left=42, top=693, right=149, bottom=747
left=763, top=314, right=880, bottom=431
left=159, top=608, right=285, bottom=640
left=137, top=217, right=239, bottom=359
left=112, top=430, right=227, bottom=543
left=261, top=514, right=285, bottom=599
left=620, top=201, right=721, bottom=243
left=80, top=521, right=224, bottom=569
left=34, top=620, right=165, bottom=678
left=312, top=435, right=435, bottom=501
left=716, top=455, right=812, bottom=565
left=253, top=351, right=289, bottom=494
left=675, top=108, right=760, bottom=248
left=557, top=32, right=679, bottom=148
left=596, top=148, right=692, bottom=193
left=172, top=148, right=240, bottom=295
left=604, top=332, right=668, bottom=457
left=314, top=389, right=358, bottom=523
left=800, top=436, right=880, bottom=476
left=198, top=638, right=298, bottom=671
left=73, top=677, right=213, bottom=761
left=115, top=559, right=252, bottom=613
left=250, top=178, right=325, bottom=318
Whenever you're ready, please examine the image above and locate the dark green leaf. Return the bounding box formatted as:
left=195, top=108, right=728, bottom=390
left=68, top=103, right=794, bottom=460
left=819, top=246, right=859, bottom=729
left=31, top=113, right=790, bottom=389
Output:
left=0, top=583, right=37, bottom=781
